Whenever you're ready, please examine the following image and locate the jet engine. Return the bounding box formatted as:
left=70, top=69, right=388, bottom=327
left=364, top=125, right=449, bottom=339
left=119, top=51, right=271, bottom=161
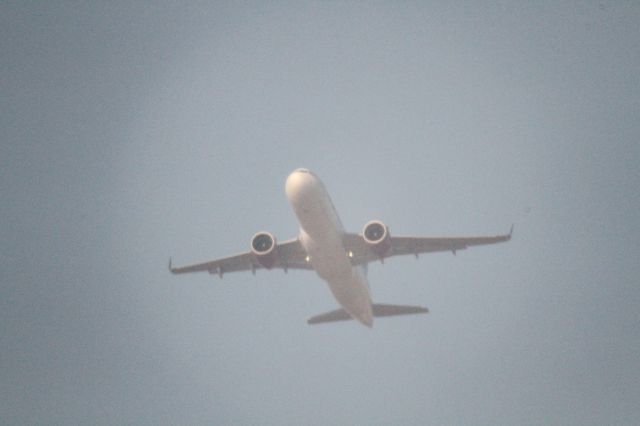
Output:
left=251, top=232, right=278, bottom=269
left=362, top=220, right=392, bottom=257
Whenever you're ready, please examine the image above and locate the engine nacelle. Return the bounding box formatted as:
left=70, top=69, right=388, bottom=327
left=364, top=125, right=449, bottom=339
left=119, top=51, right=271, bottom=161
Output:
left=251, top=232, right=278, bottom=269
left=362, top=220, right=391, bottom=257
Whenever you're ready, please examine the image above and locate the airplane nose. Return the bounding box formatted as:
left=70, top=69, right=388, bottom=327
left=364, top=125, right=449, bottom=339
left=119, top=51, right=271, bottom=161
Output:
left=285, top=168, right=318, bottom=203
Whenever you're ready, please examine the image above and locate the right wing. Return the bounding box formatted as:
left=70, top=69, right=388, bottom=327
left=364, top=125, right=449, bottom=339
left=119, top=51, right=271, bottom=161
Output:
left=169, top=237, right=312, bottom=277
left=344, top=226, right=513, bottom=266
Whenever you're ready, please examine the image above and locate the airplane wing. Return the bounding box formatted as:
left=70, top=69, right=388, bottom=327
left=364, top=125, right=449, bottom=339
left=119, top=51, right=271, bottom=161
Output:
left=169, top=238, right=312, bottom=277
left=343, top=226, right=512, bottom=266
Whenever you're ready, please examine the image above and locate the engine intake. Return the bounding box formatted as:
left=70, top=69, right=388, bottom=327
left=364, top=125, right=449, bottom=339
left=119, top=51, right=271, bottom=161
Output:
left=251, top=232, right=278, bottom=269
left=362, top=220, right=391, bottom=257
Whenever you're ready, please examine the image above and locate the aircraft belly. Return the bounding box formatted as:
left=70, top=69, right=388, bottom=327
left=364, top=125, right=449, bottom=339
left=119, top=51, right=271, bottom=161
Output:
left=300, top=232, right=373, bottom=326
left=288, top=171, right=372, bottom=326
left=325, top=269, right=373, bottom=327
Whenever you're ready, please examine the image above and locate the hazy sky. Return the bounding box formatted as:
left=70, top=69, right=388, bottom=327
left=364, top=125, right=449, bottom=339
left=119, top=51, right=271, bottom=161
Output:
left=2, top=2, right=639, bottom=425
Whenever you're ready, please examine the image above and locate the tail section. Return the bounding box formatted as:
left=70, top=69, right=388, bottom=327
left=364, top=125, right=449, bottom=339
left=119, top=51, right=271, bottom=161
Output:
left=307, top=303, right=428, bottom=326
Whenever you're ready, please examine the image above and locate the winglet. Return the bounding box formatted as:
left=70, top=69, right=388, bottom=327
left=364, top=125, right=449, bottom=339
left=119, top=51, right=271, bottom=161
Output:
left=508, top=223, right=514, bottom=239
left=168, top=257, right=174, bottom=273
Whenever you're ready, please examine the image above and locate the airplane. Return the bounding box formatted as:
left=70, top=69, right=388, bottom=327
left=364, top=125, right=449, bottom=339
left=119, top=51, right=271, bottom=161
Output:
left=169, top=168, right=512, bottom=327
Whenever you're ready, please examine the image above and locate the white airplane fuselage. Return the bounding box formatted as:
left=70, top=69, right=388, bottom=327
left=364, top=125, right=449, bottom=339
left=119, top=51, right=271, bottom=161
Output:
left=285, top=169, right=374, bottom=327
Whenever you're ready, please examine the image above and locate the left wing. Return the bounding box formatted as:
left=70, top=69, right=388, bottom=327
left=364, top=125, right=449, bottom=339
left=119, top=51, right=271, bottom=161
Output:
left=344, top=226, right=512, bottom=266
left=169, top=238, right=312, bottom=277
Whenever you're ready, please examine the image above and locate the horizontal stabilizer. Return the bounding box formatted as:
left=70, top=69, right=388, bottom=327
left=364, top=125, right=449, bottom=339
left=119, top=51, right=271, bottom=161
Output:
left=307, top=303, right=429, bottom=325
left=372, top=303, right=429, bottom=317
left=307, top=308, right=353, bottom=324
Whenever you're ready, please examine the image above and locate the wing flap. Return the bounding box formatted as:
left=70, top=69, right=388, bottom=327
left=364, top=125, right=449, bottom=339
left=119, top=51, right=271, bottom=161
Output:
left=344, top=226, right=512, bottom=266
left=169, top=237, right=312, bottom=276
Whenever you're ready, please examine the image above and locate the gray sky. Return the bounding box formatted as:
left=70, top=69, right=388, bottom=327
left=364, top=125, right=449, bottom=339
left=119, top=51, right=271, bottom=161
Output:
left=2, top=2, right=639, bottom=425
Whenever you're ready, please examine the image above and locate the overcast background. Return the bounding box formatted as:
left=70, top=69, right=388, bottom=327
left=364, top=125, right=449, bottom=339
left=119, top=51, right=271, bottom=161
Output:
left=2, top=2, right=639, bottom=425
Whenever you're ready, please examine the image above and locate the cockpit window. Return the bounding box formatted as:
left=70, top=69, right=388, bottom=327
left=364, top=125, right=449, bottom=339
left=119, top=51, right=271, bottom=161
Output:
left=295, top=168, right=318, bottom=178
